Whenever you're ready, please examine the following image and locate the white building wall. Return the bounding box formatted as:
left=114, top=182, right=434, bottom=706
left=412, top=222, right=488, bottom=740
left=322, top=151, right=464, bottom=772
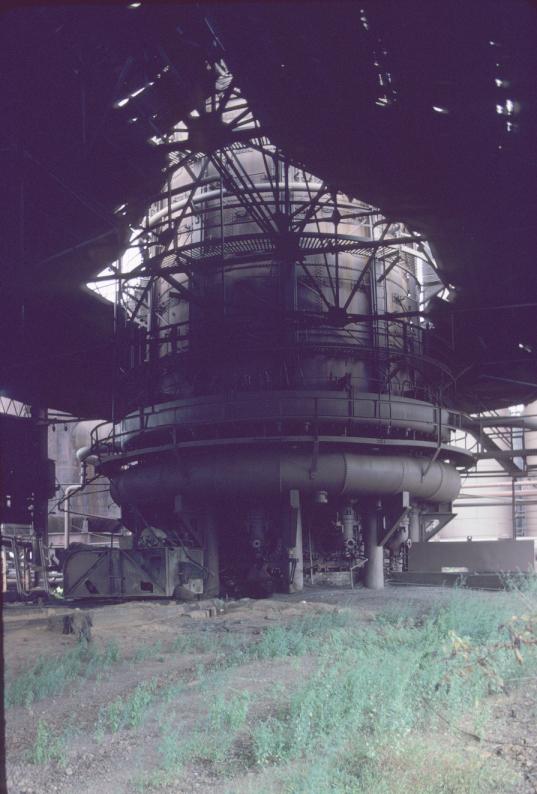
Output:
left=442, top=457, right=514, bottom=540
left=522, top=400, right=537, bottom=539
left=438, top=402, right=537, bottom=542
left=47, top=420, right=119, bottom=545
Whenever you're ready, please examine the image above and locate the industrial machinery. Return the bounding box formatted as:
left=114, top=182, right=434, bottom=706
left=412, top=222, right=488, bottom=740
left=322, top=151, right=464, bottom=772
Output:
left=63, top=67, right=474, bottom=599
left=0, top=408, right=55, bottom=600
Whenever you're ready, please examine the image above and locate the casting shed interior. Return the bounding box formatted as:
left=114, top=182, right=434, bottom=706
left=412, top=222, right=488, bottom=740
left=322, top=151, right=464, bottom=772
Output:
left=1, top=2, right=537, bottom=600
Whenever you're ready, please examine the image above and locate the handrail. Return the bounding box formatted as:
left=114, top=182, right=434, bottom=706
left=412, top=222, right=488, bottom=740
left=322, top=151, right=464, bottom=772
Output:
left=89, top=389, right=469, bottom=462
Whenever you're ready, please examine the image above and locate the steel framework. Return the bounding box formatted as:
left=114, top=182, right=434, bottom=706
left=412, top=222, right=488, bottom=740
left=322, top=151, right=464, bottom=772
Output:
left=89, top=66, right=456, bottom=425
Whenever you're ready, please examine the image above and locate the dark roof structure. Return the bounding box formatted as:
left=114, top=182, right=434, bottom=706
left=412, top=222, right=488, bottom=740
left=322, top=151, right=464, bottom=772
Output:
left=1, top=1, right=536, bottom=416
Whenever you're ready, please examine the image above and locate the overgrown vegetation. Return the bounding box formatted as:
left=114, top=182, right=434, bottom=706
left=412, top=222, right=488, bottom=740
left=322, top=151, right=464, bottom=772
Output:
left=144, top=583, right=537, bottom=792
left=5, top=640, right=121, bottom=708
left=28, top=720, right=67, bottom=766
left=10, top=581, right=537, bottom=792
left=96, top=678, right=160, bottom=736
left=133, top=640, right=164, bottom=664
left=158, top=690, right=251, bottom=771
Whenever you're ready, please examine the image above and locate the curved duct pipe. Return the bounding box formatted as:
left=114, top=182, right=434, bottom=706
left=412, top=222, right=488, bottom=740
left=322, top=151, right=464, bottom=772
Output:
left=110, top=450, right=460, bottom=506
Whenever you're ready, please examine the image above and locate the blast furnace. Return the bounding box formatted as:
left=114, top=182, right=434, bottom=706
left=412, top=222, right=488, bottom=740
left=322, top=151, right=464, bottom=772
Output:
left=63, top=70, right=473, bottom=599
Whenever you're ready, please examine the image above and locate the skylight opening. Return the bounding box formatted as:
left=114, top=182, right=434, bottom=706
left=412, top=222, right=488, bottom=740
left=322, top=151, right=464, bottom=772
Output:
left=496, top=101, right=514, bottom=116
left=130, top=82, right=155, bottom=99
left=359, top=8, right=370, bottom=30
left=114, top=80, right=155, bottom=110
left=88, top=234, right=144, bottom=303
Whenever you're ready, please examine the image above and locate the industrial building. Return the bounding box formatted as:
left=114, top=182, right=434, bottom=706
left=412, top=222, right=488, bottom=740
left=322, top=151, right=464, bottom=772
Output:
left=2, top=1, right=537, bottom=601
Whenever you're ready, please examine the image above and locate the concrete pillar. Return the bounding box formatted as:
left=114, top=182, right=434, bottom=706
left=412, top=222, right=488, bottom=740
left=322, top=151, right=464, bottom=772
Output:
left=364, top=502, right=384, bottom=589
left=409, top=507, right=421, bottom=543
left=288, top=489, right=303, bottom=593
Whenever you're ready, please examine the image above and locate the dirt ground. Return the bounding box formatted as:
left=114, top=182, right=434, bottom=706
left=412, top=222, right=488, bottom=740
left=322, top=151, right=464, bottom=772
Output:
left=3, top=585, right=537, bottom=794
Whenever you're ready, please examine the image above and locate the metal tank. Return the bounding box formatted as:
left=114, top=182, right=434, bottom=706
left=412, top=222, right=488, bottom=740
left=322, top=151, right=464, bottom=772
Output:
left=67, top=69, right=473, bottom=599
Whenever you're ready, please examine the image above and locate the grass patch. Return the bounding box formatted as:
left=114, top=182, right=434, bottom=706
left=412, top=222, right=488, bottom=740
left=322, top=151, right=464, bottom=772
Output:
left=96, top=678, right=159, bottom=736
left=133, top=691, right=252, bottom=791
left=251, top=599, right=537, bottom=766
left=132, top=640, right=165, bottom=663
left=156, top=690, right=251, bottom=774
left=194, top=689, right=251, bottom=766
left=147, top=585, right=536, bottom=792
left=28, top=720, right=67, bottom=766
left=5, top=640, right=121, bottom=708
left=240, top=588, right=537, bottom=794
left=248, top=610, right=353, bottom=661
left=258, top=736, right=520, bottom=794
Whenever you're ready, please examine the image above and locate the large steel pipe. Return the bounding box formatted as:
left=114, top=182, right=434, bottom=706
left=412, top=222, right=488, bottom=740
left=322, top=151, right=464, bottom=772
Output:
left=111, top=450, right=460, bottom=506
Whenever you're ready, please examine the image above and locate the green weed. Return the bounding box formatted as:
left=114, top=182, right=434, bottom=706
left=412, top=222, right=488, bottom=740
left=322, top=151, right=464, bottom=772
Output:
left=246, top=587, right=537, bottom=780
left=5, top=640, right=122, bottom=708
left=28, top=720, right=66, bottom=766
left=136, top=585, right=537, bottom=793
left=154, top=689, right=251, bottom=779
left=201, top=690, right=251, bottom=764
left=249, top=610, right=352, bottom=661
left=96, top=678, right=159, bottom=736
left=133, top=640, right=163, bottom=663
left=276, top=735, right=520, bottom=794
